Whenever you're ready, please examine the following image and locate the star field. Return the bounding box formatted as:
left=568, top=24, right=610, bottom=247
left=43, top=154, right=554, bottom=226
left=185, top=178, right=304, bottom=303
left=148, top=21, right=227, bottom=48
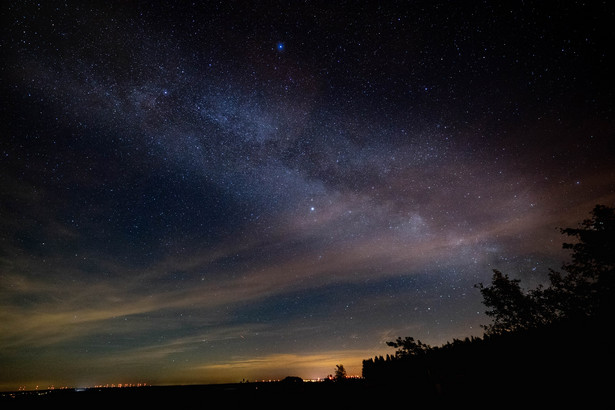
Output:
left=1, top=1, right=614, bottom=389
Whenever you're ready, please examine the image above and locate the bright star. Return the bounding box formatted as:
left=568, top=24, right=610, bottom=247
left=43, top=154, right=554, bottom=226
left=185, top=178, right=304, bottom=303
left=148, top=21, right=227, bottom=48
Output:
left=276, top=42, right=284, bottom=51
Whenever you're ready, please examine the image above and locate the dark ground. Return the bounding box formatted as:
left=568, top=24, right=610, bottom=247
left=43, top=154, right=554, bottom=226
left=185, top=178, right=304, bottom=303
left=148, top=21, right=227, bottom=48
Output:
left=2, top=382, right=387, bottom=407
left=1, top=378, right=609, bottom=408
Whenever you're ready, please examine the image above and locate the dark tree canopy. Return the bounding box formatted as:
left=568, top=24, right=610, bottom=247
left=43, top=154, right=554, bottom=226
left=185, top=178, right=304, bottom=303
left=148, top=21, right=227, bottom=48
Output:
left=334, top=364, right=347, bottom=381
left=476, top=270, right=555, bottom=335
left=385, top=337, right=431, bottom=358
left=477, top=204, right=615, bottom=335
left=557, top=204, right=615, bottom=316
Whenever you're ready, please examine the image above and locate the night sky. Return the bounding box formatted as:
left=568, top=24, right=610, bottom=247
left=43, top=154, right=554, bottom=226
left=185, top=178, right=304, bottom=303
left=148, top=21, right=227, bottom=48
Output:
left=1, top=1, right=614, bottom=390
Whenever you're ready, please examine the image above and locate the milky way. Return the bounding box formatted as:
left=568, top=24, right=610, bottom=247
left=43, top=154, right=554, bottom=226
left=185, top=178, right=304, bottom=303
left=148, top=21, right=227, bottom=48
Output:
left=1, top=1, right=614, bottom=389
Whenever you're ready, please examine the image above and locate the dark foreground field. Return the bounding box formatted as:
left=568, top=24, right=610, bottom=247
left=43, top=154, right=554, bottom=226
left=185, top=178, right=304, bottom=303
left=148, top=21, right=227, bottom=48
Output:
left=1, top=377, right=608, bottom=408
left=2, top=382, right=391, bottom=407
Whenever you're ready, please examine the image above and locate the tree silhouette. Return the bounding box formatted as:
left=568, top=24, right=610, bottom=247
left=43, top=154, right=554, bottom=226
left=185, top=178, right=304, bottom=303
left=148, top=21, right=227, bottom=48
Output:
left=477, top=204, right=615, bottom=334
left=550, top=204, right=615, bottom=318
left=386, top=336, right=431, bottom=357
left=334, top=364, right=347, bottom=381
left=476, top=270, right=555, bottom=335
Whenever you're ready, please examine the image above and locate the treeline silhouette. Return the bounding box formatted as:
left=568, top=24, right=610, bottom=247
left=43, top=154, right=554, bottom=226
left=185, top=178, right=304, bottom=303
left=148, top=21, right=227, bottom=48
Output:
left=362, top=204, right=614, bottom=403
